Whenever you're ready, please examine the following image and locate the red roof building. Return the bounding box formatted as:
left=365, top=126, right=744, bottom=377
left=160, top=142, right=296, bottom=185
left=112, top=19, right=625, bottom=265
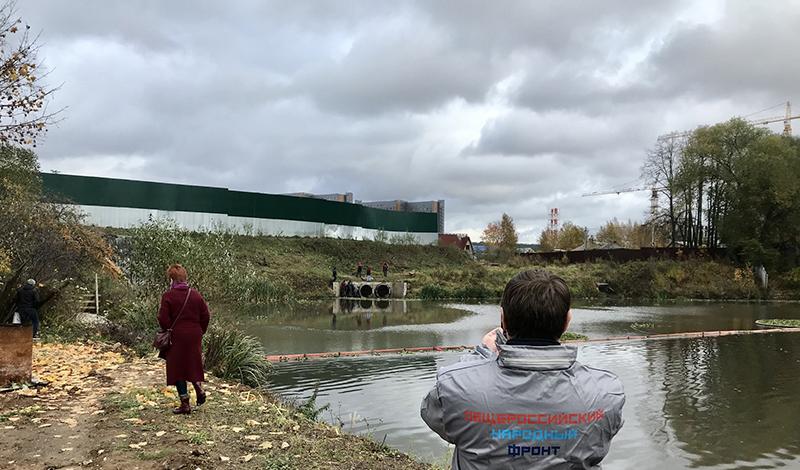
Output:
left=439, top=233, right=474, bottom=255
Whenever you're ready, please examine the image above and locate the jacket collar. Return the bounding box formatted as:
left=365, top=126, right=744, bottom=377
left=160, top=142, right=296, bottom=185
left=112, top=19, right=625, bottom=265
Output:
left=496, top=343, right=577, bottom=370
left=506, top=337, right=560, bottom=346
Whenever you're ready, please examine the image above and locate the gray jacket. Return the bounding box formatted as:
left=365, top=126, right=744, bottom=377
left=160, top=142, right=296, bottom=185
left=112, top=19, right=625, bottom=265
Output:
left=421, top=341, right=625, bottom=469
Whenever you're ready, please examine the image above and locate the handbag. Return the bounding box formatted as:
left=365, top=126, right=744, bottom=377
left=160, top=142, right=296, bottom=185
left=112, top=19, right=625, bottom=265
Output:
left=152, top=289, right=192, bottom=355
left=12, top=312, right=21, bottom=324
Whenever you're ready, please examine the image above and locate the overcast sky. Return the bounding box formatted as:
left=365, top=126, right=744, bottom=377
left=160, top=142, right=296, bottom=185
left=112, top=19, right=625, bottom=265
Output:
left=22, top=0, right=799, bottom=242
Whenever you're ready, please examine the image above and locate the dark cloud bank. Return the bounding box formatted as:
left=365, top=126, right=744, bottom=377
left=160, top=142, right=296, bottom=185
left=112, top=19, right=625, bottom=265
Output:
left=22, top=0, right=800, bottom=241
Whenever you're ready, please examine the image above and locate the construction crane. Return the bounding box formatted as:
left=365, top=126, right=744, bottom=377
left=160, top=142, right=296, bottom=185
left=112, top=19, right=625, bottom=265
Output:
left=659, top=101, right=799, bottom=142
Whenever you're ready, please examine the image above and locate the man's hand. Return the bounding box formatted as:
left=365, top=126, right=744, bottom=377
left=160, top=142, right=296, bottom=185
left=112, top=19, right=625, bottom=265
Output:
left=481, top=327, right=503, bottom=353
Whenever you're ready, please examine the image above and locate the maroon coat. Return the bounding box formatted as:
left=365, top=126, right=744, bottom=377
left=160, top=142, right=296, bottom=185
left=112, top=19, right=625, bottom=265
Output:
left=158, top=286, right=210, bottom=385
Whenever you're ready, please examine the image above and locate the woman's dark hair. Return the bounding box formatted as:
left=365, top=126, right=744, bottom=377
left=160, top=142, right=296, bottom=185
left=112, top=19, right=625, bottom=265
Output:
left=501, top=269, right=571, bottom=340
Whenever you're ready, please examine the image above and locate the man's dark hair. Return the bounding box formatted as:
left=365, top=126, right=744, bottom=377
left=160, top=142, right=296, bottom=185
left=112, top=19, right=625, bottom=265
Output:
left=501, top=269, right=571, bottom=339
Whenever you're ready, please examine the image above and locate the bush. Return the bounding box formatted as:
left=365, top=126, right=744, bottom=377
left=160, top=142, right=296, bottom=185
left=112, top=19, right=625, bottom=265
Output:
left=104, top=297, right=160, bottom=356
left=419, top=284, right=451, bottom=300
left=781, top=267, right=800, bottom=289
left=120, top=219, right=289, bottom=303
left=203, top=325, right=273, bottom=388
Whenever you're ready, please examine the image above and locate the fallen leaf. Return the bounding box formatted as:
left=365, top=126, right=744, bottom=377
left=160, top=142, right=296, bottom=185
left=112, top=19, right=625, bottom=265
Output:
left=281, top=442, right=290, bottom=449
left=2, top=426, right=14, bottom=430
left=259, top=441, right=273, bottom=449
left=60, top=418, right=78, bottom=427
left=61, top=448, right=74, bottom=452
left=231, top=427, right=245, bottom=433
left=220, top=455, right=230, bottom=462
left=38, top=423, right=51, bottom=428
left=292, top=425, right=300, bottom=431
left=155, top=431, right=166, bottom=437
left=243, top=435, right=260, bottom=440
left=114, top=434, right=128, bottom=439
left=241, top=454, right=254, bottom=462
left=245, top=419, right=261, bottom=426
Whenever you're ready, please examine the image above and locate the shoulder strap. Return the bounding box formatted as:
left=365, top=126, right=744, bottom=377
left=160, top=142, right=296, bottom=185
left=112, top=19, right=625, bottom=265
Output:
left=168, top=289, right=192, bottom=330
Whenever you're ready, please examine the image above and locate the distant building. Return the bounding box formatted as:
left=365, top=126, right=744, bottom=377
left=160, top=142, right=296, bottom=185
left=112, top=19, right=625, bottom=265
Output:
left=515, top=243, right=542, bottom=253
left=439, top=233, right=473, bottom=255
left=285, top=192, right=354, bottom=203
left=362, top=199, right=445, bottom=234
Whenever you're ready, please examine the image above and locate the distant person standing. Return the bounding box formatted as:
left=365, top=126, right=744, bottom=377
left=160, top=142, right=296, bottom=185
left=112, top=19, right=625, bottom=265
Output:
left=366, top=266, right=372, bottom=277
left=356, top=261, right=363, bottom=277
left=15, top=279, right=41, bottom=339
left=332, top=266, right=338, bottom=282
left=382, top=261, right=389, bottom=278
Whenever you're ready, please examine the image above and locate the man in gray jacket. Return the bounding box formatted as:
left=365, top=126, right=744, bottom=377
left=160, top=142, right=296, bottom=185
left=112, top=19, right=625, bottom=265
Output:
left=421, top=270, right=625, bottom=469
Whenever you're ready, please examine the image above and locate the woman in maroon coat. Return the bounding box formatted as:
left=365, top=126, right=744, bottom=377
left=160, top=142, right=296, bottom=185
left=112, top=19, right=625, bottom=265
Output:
left=158, top=264, right=210, bottom=414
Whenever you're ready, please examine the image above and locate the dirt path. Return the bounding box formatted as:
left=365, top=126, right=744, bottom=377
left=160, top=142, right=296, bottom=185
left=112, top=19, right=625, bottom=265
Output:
left=0, top=342, right=434, bottom=470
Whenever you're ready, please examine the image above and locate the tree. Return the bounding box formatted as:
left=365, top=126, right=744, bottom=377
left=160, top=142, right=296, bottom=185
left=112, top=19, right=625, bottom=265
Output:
left=537, top=221, right=588, bottom=251
left=0, top=2, right=59, bottom=147
left=595, top=218, right=662, bottom=248
left=720, top=134, right=800, bottom=269
left=643, top=137, right=682, bottom=246
left=595, top=219, right=624, bottom=246
left=557, top=222, right=588, bottom=250
left=0, top=146, right=111, bottom=317
left=482, top=213, right=518, bottom=251
left=538, top=228, right=559, bottom=252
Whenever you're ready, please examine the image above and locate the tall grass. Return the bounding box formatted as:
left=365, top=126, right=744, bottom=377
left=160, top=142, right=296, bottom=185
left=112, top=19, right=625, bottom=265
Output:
left=203, top=325, right=273, bottom=388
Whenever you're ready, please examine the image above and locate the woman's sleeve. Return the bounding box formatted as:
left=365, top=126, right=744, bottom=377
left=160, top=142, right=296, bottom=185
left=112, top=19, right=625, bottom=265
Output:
left=199, top=294, right=210, bottom=334
left=157, top=294, right=171, bottom=330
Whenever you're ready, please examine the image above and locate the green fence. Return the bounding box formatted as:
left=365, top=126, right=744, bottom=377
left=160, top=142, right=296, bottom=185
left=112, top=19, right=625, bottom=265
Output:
left=41, top=173, right=438, bottom=233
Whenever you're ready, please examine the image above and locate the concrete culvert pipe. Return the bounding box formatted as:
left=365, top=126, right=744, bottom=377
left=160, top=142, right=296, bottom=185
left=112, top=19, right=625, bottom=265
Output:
left=375, top=284, right=391, bottom=299
left=360, top=284, right=373, bottom=298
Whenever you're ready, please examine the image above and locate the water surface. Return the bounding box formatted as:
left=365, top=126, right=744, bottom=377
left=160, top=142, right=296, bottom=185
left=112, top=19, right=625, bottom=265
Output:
left=251, top=301, right=800, bottom=468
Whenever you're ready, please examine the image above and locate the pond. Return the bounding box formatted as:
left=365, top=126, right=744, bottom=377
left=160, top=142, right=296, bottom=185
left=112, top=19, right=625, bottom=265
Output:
left=244, top=301, right=800, bottom=468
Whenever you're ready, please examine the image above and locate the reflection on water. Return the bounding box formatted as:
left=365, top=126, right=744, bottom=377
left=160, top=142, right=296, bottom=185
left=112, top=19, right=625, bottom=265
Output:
left=271, top=332, right=800, bottom=469
left=241, top=300, right=800, bottom=355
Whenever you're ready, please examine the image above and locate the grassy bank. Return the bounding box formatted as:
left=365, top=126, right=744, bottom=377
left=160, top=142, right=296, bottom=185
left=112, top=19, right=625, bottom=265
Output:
left=224, top=234, right=762, bottom=301
left=0, top=342, right=434, bottom=470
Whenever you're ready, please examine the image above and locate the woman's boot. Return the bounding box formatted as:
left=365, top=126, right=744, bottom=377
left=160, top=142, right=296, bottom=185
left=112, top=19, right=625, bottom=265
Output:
left=173, top=395, right=191, bottom=414
left=193, top=382, right=207, bottom=406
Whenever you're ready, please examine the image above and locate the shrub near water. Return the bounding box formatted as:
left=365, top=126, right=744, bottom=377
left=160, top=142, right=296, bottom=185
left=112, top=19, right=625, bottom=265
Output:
left=203, top=324, right=273, bottom=388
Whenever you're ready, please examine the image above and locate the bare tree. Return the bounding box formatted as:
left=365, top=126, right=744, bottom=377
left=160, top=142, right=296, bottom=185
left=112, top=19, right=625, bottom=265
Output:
left=642, top=137, right=683, bottom=246
left=0, top=1, right=60, bottom=147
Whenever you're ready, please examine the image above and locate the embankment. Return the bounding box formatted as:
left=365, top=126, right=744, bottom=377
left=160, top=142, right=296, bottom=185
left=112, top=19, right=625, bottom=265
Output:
left=226, top=235, right=764, bottom=301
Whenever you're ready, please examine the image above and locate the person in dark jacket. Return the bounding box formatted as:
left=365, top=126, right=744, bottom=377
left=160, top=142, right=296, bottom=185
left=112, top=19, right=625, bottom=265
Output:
left=158, top=264, right=210, bottom=415
left=15, top=279, right=41, bottom=338
left=382, top=262, right=389, bottom=278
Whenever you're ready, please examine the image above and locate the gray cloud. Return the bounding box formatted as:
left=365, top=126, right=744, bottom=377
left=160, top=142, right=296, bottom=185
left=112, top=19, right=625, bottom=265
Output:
left=18, top=0, right=800, bottom=241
